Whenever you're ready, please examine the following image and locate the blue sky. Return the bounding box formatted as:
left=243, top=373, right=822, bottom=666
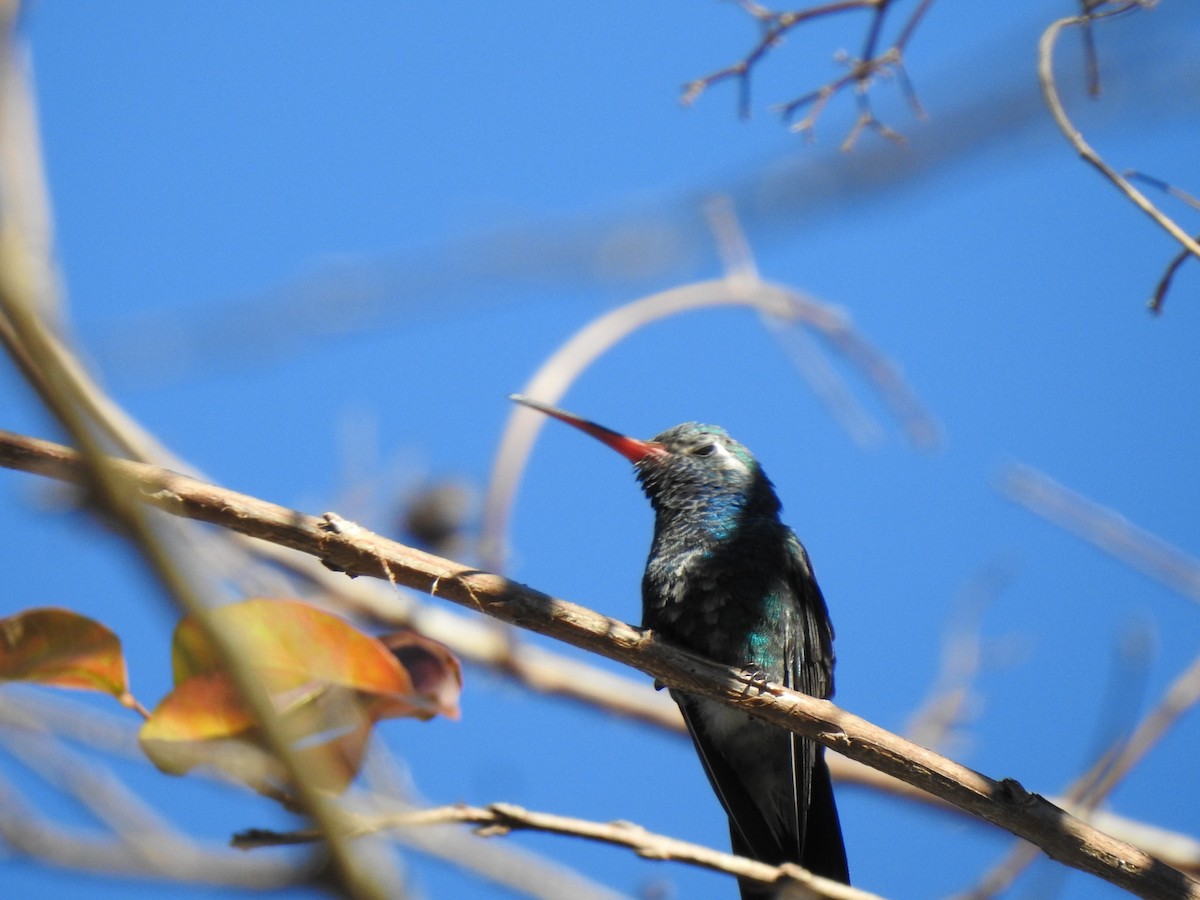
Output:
left=2, top=3, right=1199, bottom=898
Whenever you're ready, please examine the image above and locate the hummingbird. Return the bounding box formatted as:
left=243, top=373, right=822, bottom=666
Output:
left=511, top=395, right=849, bottom=895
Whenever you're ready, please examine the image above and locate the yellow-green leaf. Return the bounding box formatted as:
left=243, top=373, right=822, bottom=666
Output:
left=171, top=598, right=417, bottom=700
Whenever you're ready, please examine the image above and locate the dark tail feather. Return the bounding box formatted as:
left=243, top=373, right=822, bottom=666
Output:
left=802, top=753, right=849, bottom=883
left=730, top=826, right=772, bottom=900
left=731, top=753, right=849, bottom=899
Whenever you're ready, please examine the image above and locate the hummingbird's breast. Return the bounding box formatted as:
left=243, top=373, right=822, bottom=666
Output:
left=641, top=515, right=796, bottom=676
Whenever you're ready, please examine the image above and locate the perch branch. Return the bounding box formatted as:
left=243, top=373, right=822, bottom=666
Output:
left=0, top=429, right=1195, bottom=900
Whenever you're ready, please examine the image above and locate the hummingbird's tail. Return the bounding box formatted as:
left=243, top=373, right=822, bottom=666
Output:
left=799, top=752, right=849, bottom=882
left=731, top=751, right=849, bottom=898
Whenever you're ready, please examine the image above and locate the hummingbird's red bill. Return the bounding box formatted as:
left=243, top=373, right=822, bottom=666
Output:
left=510, top=394, right=668, bottom=464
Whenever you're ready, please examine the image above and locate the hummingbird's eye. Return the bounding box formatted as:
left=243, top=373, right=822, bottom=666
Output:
left=692, top=443, right=717, bottom=457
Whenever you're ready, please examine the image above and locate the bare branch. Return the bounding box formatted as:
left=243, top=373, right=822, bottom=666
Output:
left=681, top=1, right=872, bottom=118
left=1124, top=172, right=1200, bottom=312
left=0, top=430, right=1194, bottom=899
left=1037, top=2, right=1200, bottom=313
left=683, top=0, right=933, bottom=143
left=234, top=801, right=886, bottom=900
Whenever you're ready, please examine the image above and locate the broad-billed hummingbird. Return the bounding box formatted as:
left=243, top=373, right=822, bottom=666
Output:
left=512, top=395, right=849, bottom=895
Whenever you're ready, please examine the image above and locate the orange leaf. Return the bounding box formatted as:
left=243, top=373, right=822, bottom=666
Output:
left=0, top=607, right=130, bottom=701
left=142, top=599, right=455, bottom=792
left=140, top=671, right=256, bottom=745
left=138, top=671, right=370, bottom=793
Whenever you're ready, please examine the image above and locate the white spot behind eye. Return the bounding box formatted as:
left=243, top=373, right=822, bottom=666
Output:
left=704, top=441, right=749, bottom=474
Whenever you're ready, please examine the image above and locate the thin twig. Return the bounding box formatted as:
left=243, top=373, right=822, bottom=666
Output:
left=1125, top=171, right=1200, bottom=213
left=681, top=0, right=872, bottom=117
left=1123, top=171, right=1200, bottom=312
left=234, top=801, right=885, bottom=900
left=781, top=0, right=933, bottom=143
left=684, top=0, right=931, bottom=143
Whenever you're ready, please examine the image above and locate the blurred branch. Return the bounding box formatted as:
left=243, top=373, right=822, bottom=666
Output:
left=1037, top=1, right=1200, bottom=314
left=234, top=801, right=884, bottom=900
left=999, top=463, right=1200, bottom=604
left=83, top=9, right=1200, bottom=383
left=0, top=698, right=308, bottom=888
left=0, top=772, right=303, bottom=888
left=1080, top=652, right=1200, bottom=805
left=905, top=561, right=1016, bottom=754
left=0, top=19, right=392, bottom=899
left=481, top=273, right=938, bottom=569
left=0, top=432, right=1194, bottom=899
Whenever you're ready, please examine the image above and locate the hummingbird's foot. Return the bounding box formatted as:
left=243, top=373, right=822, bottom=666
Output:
left=740, top=664, right=773, bottom=696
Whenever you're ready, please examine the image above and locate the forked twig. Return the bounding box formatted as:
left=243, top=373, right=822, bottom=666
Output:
left=1037, top=2, right=1200, bottom=313
left=684, top=0, right=933, bottom=145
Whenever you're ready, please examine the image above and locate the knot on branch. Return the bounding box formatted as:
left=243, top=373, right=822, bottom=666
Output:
left=996, top=777, right=1033, bottom=807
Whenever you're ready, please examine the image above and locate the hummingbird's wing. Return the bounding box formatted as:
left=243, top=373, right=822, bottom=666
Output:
left=783, top=533, right=849, bottom=883
left=783, top=534, right=836, bottom=699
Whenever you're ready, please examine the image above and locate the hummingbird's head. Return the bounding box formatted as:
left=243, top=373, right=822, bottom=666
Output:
left=509, top=395, right=779, bottom=517
left=635, top=422, right=777, bottom=516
